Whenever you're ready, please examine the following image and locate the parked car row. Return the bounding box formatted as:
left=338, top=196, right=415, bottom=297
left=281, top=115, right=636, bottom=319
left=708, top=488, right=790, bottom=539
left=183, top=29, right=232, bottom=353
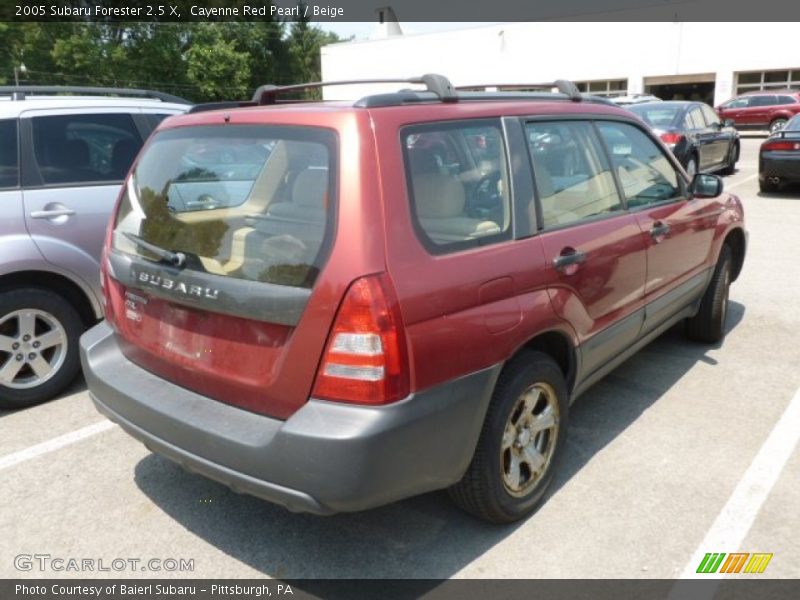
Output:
left=615, top=89, right=800, bottom=190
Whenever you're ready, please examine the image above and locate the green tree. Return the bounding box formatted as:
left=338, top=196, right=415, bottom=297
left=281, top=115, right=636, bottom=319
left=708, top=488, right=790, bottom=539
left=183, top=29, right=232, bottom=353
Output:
left=185, top=25, right=251, bottom=101
left=0, top=20, right=342, bottom=102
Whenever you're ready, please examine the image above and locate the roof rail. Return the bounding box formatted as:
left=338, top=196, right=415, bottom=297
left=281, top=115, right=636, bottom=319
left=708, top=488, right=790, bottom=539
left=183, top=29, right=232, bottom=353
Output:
left=187, top=100, right=257, bottom=114
left=252, top=73, right=456, bottom=105
left=456, top=80, right=583, bottom=102
left=0, top=85, right=191, bottom=104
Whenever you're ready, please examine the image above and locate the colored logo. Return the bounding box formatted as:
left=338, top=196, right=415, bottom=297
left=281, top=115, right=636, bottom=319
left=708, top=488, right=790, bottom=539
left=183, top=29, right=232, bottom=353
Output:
left=696, top=552, right=773, bottom=574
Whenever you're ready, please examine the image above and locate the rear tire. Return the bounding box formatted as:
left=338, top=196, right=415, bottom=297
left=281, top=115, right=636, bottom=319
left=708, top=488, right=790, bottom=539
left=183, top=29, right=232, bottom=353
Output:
left=685, top=245, right=732, bottom=344
left=448, top=351, right=568, bottom=524
left=0, top=289, right=83, bottom=409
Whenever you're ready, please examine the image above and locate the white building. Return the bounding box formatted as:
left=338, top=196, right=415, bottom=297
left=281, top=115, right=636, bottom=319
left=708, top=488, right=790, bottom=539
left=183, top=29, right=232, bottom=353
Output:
left=321, top=22, right=800, bottom=107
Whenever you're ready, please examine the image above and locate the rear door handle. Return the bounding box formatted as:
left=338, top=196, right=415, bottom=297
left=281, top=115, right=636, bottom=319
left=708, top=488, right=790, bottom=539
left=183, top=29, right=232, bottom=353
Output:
left=30, top=209, right=76, bottom=219
left=553, top=248, right=587, bottom=271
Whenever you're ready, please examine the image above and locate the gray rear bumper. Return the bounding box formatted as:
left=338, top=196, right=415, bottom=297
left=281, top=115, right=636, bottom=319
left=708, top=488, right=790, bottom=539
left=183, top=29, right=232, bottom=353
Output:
left=80, top=321, right=500, bottom=514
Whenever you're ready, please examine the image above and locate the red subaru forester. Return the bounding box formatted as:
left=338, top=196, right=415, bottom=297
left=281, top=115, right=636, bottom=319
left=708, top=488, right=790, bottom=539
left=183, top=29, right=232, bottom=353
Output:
left=80, top=76, right=746, bottom=523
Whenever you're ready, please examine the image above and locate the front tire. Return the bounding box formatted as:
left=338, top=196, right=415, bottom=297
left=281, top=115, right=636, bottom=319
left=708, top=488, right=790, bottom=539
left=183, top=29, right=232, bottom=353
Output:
left=448, top=351, right=568, bottom=523
left=0, top=289, right=83, bottom=409
left=685, top=245, right=732, bottom=343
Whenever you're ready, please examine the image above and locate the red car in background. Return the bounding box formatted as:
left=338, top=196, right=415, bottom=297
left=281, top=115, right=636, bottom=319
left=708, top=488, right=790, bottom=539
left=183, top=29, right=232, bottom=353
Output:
left=716, top=90, right=800, bottom=133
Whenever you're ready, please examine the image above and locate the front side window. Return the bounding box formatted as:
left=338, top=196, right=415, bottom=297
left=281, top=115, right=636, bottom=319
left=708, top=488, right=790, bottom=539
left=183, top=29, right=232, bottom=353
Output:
left=403, top=120, right=510, bottom=252
left=0, top=120, right=18, bottom=189
left=596, top=122, right=683, bottom=209
left=31, top=113, right=143, bottom=185
left=777, top=95, right=799, bottom=105
left=113, top=125, right=336, bottom=288
left=526, top=121, right=622, bottom=228
left=725, top=98, right=750, bottom=109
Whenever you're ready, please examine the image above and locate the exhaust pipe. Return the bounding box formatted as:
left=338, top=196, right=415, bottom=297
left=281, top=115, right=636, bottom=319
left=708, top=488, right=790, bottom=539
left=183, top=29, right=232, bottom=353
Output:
left=768, top=176, right=781, bottom=185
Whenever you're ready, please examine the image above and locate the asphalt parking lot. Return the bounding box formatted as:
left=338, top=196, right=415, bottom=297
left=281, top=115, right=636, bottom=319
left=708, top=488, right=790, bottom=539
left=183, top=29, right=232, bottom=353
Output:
left=1, top=136, right=798, bottom=580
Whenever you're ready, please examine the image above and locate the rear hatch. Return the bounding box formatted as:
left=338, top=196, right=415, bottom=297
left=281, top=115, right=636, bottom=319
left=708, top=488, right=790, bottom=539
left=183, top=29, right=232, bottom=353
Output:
left=103, top=122, right=338, bottom=419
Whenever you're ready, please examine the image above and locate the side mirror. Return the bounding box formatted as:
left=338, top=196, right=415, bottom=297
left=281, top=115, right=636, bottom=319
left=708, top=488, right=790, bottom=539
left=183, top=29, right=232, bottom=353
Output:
left=690, top=173, right=723, bottom=198
left=723, top=118, right=735, bottom=128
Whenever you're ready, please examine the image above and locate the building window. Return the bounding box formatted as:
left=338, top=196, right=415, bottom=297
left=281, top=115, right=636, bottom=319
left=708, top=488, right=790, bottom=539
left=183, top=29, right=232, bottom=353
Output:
left=574, top=79, right=628, bottom=97
left=735, top=69, right=800, bottom=94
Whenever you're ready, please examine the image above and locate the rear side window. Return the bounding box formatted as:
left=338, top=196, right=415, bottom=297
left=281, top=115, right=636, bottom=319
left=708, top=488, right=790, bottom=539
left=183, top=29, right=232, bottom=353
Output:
left=526, top=121, right=622, bottom=228
left=31, top=113, right=143, bottom=185
left=685, top=107, right=705, bottom=129
left=402, top=120, right=511, bottom=253
left=750, top=96, right=777, bottom=107
left=777, top=95, right=799, bottom=105
left=113, top=125, right=336, bottom=289
left=0, top=120, right=19, bottom=189
left=596, top=122, right=683, bottom=208
left=702, top=105, right=721, bottom=127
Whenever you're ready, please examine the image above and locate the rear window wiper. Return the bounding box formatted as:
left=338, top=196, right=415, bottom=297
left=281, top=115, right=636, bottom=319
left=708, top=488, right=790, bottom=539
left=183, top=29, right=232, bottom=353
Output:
left=122, top=232, right=187, bottom=268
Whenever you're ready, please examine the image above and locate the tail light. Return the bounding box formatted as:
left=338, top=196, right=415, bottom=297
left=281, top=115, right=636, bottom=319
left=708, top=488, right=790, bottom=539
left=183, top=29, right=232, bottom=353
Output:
left=660, top=132, right=684, bottom=148
left=100, top=181, right=129, bottom=325
left=762, top=140, right=800, bottom=152
left=312, top=274, right=410, bottom=405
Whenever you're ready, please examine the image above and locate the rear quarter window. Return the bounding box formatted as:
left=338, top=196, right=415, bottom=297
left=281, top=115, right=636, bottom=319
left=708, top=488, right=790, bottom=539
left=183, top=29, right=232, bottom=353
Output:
left=402, top=119, right=512, bottom=254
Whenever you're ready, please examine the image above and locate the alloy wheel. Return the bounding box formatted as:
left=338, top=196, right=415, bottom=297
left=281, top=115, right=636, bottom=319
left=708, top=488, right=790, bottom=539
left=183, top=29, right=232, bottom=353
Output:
left=0, top=309, right=68, bottom=390
left=500, top=382, right=560, bottom=497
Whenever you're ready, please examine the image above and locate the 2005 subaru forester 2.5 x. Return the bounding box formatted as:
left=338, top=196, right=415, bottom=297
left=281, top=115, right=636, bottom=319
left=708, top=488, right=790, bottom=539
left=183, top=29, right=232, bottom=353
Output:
left=80, top=75, right=746, bottom=523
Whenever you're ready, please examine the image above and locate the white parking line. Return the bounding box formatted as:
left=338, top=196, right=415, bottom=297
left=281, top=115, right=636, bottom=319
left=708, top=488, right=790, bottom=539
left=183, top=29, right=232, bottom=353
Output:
left=726, top=174, right=758, bottom=191
left=0, top=420, right=115, bottom=472
left=677, top=386, right=800, bottom=579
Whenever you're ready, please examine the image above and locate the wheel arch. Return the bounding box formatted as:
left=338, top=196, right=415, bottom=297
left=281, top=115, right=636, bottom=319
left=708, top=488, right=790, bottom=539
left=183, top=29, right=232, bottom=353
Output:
left=507, top=329, right=578, bottom=395
left=723, top=227, right=746, bottom=282
left=0, top=270, right=99, bottom=328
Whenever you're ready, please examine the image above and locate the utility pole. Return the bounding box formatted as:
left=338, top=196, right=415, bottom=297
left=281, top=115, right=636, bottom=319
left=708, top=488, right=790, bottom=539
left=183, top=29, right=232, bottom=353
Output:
left=14, top=63, right=26, bottom=86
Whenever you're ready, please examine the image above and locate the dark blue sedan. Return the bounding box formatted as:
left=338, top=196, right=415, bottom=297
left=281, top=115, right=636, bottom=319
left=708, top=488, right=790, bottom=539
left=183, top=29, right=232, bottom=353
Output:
left=759, top=114, right=800, bottom=193
left=629, top=101, right=740, bottom=178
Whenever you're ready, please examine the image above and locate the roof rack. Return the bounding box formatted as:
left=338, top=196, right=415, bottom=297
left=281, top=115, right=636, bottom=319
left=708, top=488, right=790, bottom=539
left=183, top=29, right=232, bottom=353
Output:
left=186, top=75, right=612, bottom=115
left=456, top=80, right=583, bottom=102
left=0, top=85, right=191, bottom=104
left=251, top=73, right=457, bottom=105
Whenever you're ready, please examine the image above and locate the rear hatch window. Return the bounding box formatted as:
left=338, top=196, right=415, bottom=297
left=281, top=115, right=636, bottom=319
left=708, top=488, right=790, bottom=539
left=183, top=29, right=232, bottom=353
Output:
left=106, top=124, right=337, bottom=418
left=115, top=125, right=335, bottom=288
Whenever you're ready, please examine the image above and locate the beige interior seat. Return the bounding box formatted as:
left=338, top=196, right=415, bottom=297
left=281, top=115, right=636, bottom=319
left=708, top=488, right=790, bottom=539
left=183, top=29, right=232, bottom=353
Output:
left=413, top=172, right=501, bottom=242
left=267, top=169, right=328, bottom=222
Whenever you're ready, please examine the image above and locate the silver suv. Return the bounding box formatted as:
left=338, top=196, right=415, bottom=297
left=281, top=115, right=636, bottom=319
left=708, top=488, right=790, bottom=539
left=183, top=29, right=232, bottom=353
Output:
left=0, top=86, right=190, bottom=407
